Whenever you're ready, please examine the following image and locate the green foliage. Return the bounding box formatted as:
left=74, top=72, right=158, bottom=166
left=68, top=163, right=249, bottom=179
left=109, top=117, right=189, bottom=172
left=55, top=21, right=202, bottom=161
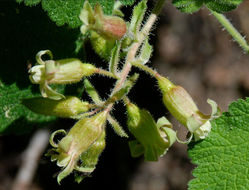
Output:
left=188, top=98, right=249, bottom=189
left=0, top=2, right=82, bottom=133
left=0, top=83, right=55, bottom=134
left=172, top=0, right=243, bottom=13
left=129, top=0, right=147, bottom=37
left=16, top=0, right=41, bottom=6
left=119, top=0, right=136, bottom=6
left=16, top=0, right=136, bottom=28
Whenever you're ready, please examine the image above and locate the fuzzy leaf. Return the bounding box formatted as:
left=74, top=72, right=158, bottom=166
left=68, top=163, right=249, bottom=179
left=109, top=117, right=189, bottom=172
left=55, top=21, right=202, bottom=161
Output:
left=172, top=0, right=243, bottom=13
left=129, top=0, right=147, bottom=36
left=104, top=73, right=139, bottom=105
left=16, top=0, right=116, bottom=28
left=109, top=41, right=121, bottom=75
left=188, top=98, right=249, bottom=189
left=107, top=115, right=128, bottom=138
left=119, top=0, right=136, bottom=6
left=132, top=38, right=153, bottom=65
left=84, top=79, right=103, bottom=105
left=17, top=0, right=135, bottom=28
left=0, top=83, right=55, bottom=134
left=16, top=0, right=41, bottom=6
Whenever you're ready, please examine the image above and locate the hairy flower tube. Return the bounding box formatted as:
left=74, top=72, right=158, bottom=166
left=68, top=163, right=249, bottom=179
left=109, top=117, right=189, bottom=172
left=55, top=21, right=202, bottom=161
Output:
left=126, top=102, right=176, bottom=161
left=47, top=111, right=108, bottom=183
left=157, top=75, right=221, bottom=141
left=22, top=96, right=91, bottom=118
left=79, top=1, right=127, bottom=40
left=29, top=50, right=97, bottom=100
left=75, top=131, right=106, bottom=183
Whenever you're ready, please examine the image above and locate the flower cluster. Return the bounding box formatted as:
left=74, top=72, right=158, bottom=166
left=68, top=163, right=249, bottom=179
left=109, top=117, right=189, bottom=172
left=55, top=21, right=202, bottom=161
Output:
left=24, top=0, right=222, bottom=184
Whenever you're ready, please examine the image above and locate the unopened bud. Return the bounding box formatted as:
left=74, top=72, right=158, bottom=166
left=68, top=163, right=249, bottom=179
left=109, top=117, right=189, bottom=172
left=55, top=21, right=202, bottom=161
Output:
left=23, top=96, right=90, bottom=118
left=80, top=2, right=127, bottom=40
left=90, top=31, right=116, bottom=60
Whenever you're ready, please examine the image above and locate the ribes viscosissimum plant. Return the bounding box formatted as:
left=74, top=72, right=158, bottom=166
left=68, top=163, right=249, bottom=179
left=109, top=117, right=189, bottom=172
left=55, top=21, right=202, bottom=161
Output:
left=1, top=0, right=249, bottom=188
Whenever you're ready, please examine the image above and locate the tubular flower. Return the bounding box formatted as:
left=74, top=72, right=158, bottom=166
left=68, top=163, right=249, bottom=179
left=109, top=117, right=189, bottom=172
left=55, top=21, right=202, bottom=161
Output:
left=22, top=96, right=91, bottom=118
left=157, top=76, right=221, bottom=141
left=47, top=111, right=108, bottom=184
left=126, top=102, right=176, bottom=161
left=29, top=50, right=97, bottom=100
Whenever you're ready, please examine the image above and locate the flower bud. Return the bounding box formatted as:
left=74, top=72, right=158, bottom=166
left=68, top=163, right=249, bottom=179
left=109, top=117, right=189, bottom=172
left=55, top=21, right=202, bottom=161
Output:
left=79, top=2, right=127, bottom=40
left=22, top=96, right=90, bottom=118
left=47, top=111, right=108, bottom=183
left=90, top=31, right=116, bottom=60
left=93, top=5, right=127, bottom=40
left=126, top=102, right=174, bottom=161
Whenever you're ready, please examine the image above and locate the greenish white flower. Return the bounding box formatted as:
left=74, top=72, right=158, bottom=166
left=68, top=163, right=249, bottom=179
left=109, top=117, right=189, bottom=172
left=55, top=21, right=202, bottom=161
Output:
left=29, top=50, right=96, bottom=100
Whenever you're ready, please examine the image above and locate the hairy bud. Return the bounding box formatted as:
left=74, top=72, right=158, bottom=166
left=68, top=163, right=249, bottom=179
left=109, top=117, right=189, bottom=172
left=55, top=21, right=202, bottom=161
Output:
left=79, top=2, right=127, bottom=40
left=23, top=96, right=90, bottom=118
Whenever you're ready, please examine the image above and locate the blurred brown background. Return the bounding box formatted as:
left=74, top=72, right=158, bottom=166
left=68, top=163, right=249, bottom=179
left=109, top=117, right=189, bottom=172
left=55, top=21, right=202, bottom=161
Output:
left=0, top=0, right=249, bottom=190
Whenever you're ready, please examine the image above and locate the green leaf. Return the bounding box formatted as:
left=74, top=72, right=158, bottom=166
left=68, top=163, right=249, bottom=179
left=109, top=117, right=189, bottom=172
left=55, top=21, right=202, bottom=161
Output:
left=129, top=0, right=147, bottom=36
left=104, top=73, right=139, bottom=106
left=188, top=98, right=249, bottom=190
left=16, top=0, right=41, bottom=6
left=109, top=41, right=121, bottom=76
left=107, top=115, right=128, bottom=138
left=84, top=79, right=103, bottom=105
left=0, top=83, right=55, bottom=134
left=16, top=0, right=116, bottom=28
left=172, top=0, right=243, bottom=13
left=119, top=0, right=136, bottom=6
left=132, top=38, right=153, bottom=65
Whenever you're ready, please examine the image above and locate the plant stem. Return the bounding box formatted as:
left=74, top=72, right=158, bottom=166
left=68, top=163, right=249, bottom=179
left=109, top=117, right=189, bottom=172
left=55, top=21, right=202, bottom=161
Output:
left=131, top=61, right=174, bottom=93
left=210, top=10, right=249, bottom=54
left=131, top=61, right=159, bottom=77
left=96, top=68, right=119, bottom=79
left=152, top=0, right=166, bottom=15
left=105, top=0, right=167, bottom=112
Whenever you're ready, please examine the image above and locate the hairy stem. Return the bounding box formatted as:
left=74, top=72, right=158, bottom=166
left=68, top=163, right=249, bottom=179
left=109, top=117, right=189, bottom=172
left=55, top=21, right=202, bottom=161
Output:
left=210, top=10, right=249, bottom=54
left=96, top=68, right=119, bottom=79
left=113, top=0, right=165, bottom=91
left=105, top=0, right=166, bottom=113
left=131, top=61, right=159, bottom=77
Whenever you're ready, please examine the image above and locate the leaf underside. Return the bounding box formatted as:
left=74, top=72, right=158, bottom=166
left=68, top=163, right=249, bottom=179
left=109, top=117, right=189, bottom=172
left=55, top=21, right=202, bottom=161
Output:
left=16, top=0, right=136, bottom=28
left=172, top=0, right=243, bottom=13
left=188, top=98, right=249, bottom=190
